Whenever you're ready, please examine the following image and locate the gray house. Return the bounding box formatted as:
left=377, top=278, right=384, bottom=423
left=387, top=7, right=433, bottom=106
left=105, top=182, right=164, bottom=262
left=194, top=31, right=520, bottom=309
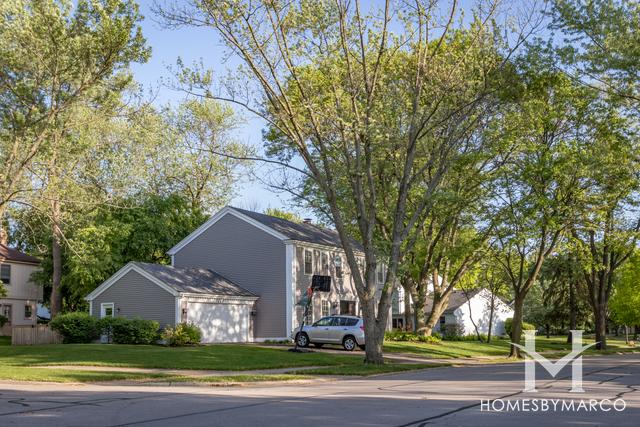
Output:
left=86, top=206, right=369, bottom=342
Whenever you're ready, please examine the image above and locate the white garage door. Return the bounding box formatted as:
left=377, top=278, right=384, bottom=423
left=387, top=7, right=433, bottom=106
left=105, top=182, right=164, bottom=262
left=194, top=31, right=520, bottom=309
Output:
left=187, top=302, right=251, bottom=343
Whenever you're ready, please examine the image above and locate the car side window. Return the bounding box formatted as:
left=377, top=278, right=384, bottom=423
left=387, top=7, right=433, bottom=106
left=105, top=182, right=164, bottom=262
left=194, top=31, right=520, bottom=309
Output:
left=331, top=317, right=344, bottom=326
left=313, top=317, right=332, bottom=327
left=345, top=318, right=359, bottom=327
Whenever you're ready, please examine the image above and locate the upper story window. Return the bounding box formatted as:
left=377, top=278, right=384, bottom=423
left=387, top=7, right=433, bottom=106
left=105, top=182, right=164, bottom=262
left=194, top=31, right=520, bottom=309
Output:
left=321, top=253, right=329, bottom=275
left=376, top=264, right=386, bottom=284
left=0, top=264, right=10, bottom=286
left=24, top=304, right=33, bottom=320
left=335, top=256, right=343, bottom=278
left=304, top=250, right=313, bottom=275
left=321, top=300, right=329, bottom=317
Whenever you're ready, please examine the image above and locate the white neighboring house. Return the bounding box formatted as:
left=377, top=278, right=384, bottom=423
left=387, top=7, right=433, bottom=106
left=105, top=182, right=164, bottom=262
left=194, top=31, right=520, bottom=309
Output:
left=428, top=289, right=513, bottom=336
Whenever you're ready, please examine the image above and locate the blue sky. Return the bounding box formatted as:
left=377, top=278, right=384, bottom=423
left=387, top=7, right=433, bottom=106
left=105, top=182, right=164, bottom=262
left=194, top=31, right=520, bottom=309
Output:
left=131, top=1, right=297, bottom=214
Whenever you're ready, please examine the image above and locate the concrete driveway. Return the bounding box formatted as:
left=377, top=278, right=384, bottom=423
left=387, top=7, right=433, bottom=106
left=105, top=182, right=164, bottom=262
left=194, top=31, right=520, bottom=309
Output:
left=0, top=353, right=638, bottom=426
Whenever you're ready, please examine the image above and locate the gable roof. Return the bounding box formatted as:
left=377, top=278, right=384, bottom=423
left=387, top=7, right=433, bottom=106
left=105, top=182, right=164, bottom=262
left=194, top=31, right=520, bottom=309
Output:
left=229, top=207, right=363, bottom=250
left=133, top=262, right=256, bottom=297
left=425, top=289, right=482, bottom=314
left=0, top=244, right=40, bottom=265
left=167, top=206, right=363, bottom=255
left=85, top=262, right=257, bottom=301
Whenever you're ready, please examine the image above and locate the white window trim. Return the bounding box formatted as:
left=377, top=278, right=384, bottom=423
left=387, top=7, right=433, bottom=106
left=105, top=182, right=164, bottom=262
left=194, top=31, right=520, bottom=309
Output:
left=100, top=302, right=115, bottom=318
left=321, top=300, right=329, bottom=317
left=304, top=249, right=314, bottom=275
left=321, top=252, right=329, bottom=275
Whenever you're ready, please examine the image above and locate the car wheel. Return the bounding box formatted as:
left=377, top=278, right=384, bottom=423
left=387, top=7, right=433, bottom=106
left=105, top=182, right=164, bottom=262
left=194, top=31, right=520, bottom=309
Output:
left=296, top=332, right=309, bottom=348
left=358, top=345, right=366, bottom=351
left=313, top=343, right=324, bottom=348
left=342, top=335, right=357, bottom=351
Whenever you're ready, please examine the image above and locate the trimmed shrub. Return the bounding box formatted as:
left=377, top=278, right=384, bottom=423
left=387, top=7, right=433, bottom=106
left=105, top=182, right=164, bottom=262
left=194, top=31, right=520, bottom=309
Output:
left=0, top=314, right=8, bottom=328
left=99, top=317, right=160, bottom=345
left=504, top=318, right=536, bottom=337
left=50, top=312, right=101, bottom=343
left=441, top=323, right=465, bottom=340
left=161, top=322, right=202, bottom=346
left=384, top=330, right=441, bottom=343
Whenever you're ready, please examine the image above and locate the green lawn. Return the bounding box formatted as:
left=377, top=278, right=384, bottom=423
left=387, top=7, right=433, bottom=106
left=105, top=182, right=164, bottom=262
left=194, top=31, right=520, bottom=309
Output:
left=0, top=336, right=633, bottom=384
left=0, top=343, right=358, bottom=370
left=0, top=366, right=170, bottom=383
left=384, top=336, right=635, bottom=359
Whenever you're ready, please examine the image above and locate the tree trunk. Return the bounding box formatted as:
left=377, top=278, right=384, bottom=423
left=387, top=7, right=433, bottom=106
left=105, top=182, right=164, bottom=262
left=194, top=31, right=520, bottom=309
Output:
left=624, top=325, right=629, bottom=344
left=410, top=289, right=427, bottom=334
left=487, top=295, right=495, bottom=343
left=567, top=281, right=576, bottom=343
left=403, top=290, right=413, bottom=332
left=423, top=295, right=449, bottom=336
left=0, top=204, right=7, bottom=246
left=509, top=295, right=525, bottom=358
left=594, top=302, right=607, bottom=350
left=362, top=296, right=384, bottom=364
left=50, top=198, right=63, bottom=317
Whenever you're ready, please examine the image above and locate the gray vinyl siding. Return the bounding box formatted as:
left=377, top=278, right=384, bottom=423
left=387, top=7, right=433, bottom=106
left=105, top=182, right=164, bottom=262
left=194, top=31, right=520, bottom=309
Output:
left=173, top=214, right=286, bottom=338
left=90, top=270, right=176, bottom=327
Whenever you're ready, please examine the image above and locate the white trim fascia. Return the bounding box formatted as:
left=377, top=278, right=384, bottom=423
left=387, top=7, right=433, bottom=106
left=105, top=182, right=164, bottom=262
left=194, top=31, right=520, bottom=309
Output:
left=180, top=293, right=258, bottom=304
left=85, top=263, right=179, bottom=301
left=285, top=243, right=295, bottom=337
left=0, top=259, right=41, bottom=267
left=167, top=206, right=289, bottom=256
left=89, top=300, right=93, bottom=316
left=174, top=296, right=181, bottom=325
left=170, top=254, right=175, bottom=267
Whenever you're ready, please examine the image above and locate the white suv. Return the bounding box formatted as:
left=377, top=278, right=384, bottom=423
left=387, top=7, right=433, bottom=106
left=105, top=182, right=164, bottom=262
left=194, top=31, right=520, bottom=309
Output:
left=293, top=315, right=365, bottom=351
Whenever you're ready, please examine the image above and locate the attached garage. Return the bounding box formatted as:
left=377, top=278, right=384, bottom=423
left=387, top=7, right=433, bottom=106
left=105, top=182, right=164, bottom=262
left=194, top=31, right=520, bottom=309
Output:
left=185, top=299, right=253, bottom=342
left=86, top=262, right=258, bottom=343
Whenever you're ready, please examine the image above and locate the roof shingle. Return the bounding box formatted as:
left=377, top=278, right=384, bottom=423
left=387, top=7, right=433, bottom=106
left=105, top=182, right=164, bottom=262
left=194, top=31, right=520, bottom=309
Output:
left=0, top=244, right=40, bottom=265
left=230, top=206, right=363, bottom=251
left=133, top=262, right=256, bottom=297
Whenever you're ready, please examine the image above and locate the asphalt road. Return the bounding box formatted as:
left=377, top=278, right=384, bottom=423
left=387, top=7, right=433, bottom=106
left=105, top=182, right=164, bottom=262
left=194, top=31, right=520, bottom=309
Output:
left=0, top=353, right=638, bottom=426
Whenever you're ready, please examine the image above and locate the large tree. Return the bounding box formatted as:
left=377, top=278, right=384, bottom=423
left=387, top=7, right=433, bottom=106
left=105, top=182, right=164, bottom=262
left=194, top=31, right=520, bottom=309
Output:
left=491, top=50, right=593, bottom=357
left=570, top=104, right=640, bottom=350
left=0, top=0, right=149, bottom=249
left=157, top=0, right=518, bottom=363
left=551, top=0, right=640, bottom=104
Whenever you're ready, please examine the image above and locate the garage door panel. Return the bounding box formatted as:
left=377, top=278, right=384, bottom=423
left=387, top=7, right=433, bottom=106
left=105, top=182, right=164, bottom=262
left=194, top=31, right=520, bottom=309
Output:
left=187, top=302, right=250, bottom=343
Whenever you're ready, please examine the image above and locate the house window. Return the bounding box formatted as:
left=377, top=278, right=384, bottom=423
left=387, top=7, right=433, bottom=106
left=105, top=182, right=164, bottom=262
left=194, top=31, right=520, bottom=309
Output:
left=377, top=264, right=385, bottom=284
left=304, top=250, right=313, bottom=275
left=1, top=304, right=11, bottom=324
left=335, top=256, right=343, bottom=278
left=100, top=303, right=114, bottom=318
left=0, top=264, right=10, bottom=286
left=321, top=300, right=329, bottom=317
left=24, top=304, right=33, bottom=320
left=439, top=316, right=446, bottom=327
left=321, top=253, right=329, bottom=275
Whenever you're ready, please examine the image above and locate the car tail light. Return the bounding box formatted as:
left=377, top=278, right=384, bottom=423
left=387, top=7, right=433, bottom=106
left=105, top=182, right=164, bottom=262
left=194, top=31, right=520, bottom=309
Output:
left=359, top=325, right=364, bottom=331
